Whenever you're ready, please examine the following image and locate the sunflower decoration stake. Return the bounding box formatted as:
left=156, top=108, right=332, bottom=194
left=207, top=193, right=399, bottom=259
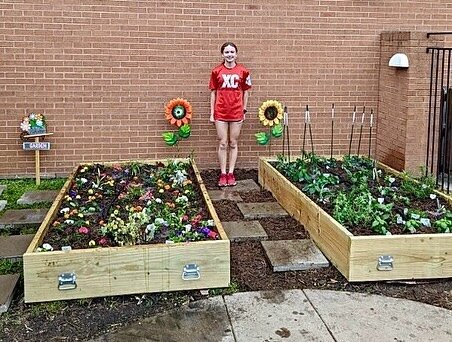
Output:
left=255, top=100, right=284, bottom=150
left=162, top=98, right=193, bottom=147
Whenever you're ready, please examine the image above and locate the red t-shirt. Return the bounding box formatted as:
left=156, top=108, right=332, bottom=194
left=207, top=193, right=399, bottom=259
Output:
left=209, top=63, right=252, bottom=121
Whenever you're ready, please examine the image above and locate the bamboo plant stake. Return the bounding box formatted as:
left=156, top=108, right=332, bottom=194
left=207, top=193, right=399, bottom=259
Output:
left=307, top=106, right=314, bottom=154
left=357, top=106, right=365, bottom=155
left=282, top=106, right=291, bottom=162
left=302, top=105, right=308, bottom=157
left=348, top=106, right=356, bottom=155
left=368, top=109, right=373, bottom=158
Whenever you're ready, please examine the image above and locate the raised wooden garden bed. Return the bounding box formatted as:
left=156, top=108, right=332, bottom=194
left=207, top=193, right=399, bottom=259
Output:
left=258, top=158, right=452, bottom=282
left=23, top=159, right=229, bottom=303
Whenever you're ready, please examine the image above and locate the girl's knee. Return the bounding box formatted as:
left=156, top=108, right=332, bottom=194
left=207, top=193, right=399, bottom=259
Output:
left=219, top=141, right=228, bottom=150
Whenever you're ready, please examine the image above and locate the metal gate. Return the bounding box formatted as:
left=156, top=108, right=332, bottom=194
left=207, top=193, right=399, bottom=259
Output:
left=426, top=44, right=452, bottom=193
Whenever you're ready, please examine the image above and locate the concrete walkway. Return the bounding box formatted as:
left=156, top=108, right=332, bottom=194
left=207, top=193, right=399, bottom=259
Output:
left=91, top=289, right=452, bottom=342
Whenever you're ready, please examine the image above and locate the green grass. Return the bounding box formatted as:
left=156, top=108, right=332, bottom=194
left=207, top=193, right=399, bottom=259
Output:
left=0, top=178, right=66, bottom=213
left=0, top=259, right=23, bottom=275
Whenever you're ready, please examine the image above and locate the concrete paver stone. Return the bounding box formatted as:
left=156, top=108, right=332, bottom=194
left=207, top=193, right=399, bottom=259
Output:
left=0, top=274, right=20, bottom=314
left=0, top=200, right=6, bottom=212
left=222, top=179, right=260, bottom=192
left=89, top=296, right=234, bottom=342
left=262, top=239, right=329, bottom=272
left=0, top=185, right=6, bottom=196
left=208, top=189, right=243, bottom=202
left=0, top=208, right=48, bottom=229
left=224, top=289, right=335, bottom=341
left=237, top=202, right=288, bottom=219
left=222, top=220, right=268, bottom=242
left=304, top=289, right=452, bottom=342
left=0, top=234, right=35, bottom=261
left=16, top=190, right=59, bottom=205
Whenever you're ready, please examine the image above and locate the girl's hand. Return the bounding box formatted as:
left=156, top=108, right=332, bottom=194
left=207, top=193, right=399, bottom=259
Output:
left=209, top=114, right=215, bottom=123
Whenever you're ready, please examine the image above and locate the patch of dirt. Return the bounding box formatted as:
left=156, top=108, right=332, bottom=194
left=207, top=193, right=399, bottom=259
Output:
left=1, top=168, right=451, bottom=342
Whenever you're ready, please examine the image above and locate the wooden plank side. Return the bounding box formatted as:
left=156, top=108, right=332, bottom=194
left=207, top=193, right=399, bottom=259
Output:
left=259, top=158, right=352, bottom=278
left=24, top=248, right=111, bottom=303
left=109, top=245, right=165, bottom=295
left=349, top=234, right=452, bottom=281
left=25, top=165, right=78, bottom=253
left=192, top=159, right=228, bottom=241
left=317, top=212, right=351, bottom=278
left=167, top=240, right=230, bottom=291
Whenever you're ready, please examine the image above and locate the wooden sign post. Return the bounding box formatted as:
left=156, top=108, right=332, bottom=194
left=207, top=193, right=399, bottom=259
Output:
left=22, top=133, right=53, bottom=185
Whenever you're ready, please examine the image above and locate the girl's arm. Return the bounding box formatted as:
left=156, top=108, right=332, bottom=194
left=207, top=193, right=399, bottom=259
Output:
left=243, top=90, right=250, bottom=113
left=210, top=90, right=216, bottom=123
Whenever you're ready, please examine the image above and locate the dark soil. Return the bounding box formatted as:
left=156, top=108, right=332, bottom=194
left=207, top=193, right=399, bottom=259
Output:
left=1, top=168, right=451, bottom=342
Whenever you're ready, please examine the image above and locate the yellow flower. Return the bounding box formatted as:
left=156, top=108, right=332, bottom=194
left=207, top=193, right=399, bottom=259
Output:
left=258, top=100, right=284, bottom=126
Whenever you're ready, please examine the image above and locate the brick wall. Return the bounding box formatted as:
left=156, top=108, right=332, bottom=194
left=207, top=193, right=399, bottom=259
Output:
left=1, top=1, right=452, bottom=177
left=377, top=32, right=445, bottom=173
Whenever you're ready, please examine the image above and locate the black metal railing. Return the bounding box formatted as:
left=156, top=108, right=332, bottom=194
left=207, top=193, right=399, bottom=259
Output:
left=426, top=47, right=452, bottom=193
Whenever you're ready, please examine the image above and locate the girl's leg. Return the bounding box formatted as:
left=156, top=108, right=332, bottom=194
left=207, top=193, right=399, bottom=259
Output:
left=228, top=121, right=243, bottom=174
left=215, top=121, right=229, bottom=175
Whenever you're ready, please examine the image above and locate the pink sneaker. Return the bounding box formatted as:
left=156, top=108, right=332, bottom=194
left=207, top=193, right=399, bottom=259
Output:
left=218, top=173, right=228, bottom=187
left=227, top=173, right=237, bottom=186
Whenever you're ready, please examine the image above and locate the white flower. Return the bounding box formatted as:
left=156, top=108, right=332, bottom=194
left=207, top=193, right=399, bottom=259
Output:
left=20, top=121, right=30, bottom=132
left=29, top=113, right=36, bottom=120
left=155, top=198, right=162, bottom=204
left=42, top=243, right=53, bottom=251
left=185, top=224, right=192, bottom=232
left=377, top=198, right=384, bottom=204
left=175, top=195, right=188, bottom=204
left=60, top=207, right=70, bottom=213
left=430, top=194, right=437, bottom=200
left=388, top=177, right=396, bottom=184
left=170, top=169, right=188, bottom=186
left=64, top=219, right=74, bottom=224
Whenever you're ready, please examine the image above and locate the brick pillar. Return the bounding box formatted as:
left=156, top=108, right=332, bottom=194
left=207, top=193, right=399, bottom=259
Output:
left=377, top=32, right=444, bottom=173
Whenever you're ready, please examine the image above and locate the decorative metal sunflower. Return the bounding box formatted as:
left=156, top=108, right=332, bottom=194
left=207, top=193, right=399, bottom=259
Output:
left=258, top=100, right=283, bottom=127
left=165, top=98, right=193, bottom=127
left=163, top=98, right=193, bottom=146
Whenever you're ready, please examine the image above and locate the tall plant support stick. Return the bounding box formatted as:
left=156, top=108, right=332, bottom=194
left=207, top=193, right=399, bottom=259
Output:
left=357, top=106, right=365, bottom=155
left=307, top=107, right=314, bottom=154
left=368, top=109, right=373, bottom=158
left=330, top=103, right=334, bottom=159
left=302, top=105, right=308, bottom=157
left=348, top=106, right=356, bottom=155
left=282, top=106, right=291, bottom=162
left=284, top=106, right=290, bottom=163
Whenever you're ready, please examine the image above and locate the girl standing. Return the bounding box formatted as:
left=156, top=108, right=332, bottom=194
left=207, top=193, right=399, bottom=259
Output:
left=209, top=42, right=252, bottom=187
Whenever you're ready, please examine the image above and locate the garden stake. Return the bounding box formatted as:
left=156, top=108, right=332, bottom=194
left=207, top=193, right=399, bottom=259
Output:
left=357, top=106, right=365, bottom=155
left=348, top=106, right=356, bottom=155
left=307, top=106, right=314, bottom=154
left=368, top=109, right=373, bottom=158
left=330, top=103, right=334, bottom=160
left=282, top=106, right=291, bottom=161
left=302, top=105, right=308, bottom=157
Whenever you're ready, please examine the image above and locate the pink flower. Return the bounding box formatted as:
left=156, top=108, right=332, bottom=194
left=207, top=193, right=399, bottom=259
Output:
left=78, top=226, right=90, bottom=234
left=99, top=238, right=109, bottom=246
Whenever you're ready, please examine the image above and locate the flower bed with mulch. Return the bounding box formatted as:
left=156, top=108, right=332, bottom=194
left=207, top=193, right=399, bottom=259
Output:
left=23, top=159, right=229, bottom=303
left=40, top=160, right=218, bottom=251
